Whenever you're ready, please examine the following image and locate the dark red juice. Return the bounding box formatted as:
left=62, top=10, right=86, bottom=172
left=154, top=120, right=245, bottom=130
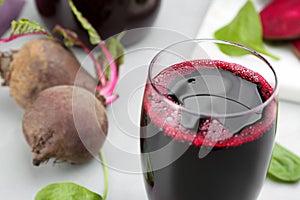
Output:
left=140, top=60, right=277, bottom=200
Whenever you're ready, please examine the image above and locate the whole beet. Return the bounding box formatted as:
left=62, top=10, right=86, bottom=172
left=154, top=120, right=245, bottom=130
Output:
left=22, top=85, right=107, bottom=166
left=0, top=38, right=96, bottom=109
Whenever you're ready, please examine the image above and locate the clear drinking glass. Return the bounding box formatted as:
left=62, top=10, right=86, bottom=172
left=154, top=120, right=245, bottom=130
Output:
left=140, top=39, right=278, bottom=200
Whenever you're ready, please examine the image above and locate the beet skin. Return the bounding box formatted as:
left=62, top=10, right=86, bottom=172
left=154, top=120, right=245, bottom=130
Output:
left=22, top=85, right=108, bottom=165
left=4, top=38, right=96, bottom=109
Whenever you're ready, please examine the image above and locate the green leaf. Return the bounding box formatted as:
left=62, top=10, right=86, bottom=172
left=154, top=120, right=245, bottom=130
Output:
left=0, top=0, right=4, bottom=6
left=105, top=37, right=125, bottom=67
left=35, top=182, right=102, bottom=200
left=53, top=25, right=81, bottom=47
left=10, top=19, right=51, bottom=37
left=214, top=0, right=279, bottom=60
left=268, top=143, right=300, bottom=182
left=68, top=0, right=101, bottom=45
left=98, top=36, right=125, bottom=79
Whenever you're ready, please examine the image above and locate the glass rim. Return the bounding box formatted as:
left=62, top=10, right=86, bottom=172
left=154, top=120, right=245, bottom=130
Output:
left=148, top=38, right=278, bottom=118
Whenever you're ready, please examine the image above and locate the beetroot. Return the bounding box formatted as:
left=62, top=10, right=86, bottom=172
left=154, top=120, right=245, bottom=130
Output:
left=260, top=0, right=300, bottom=40
left=0, top=38, right=96, bottom=109
left=22, top=85, right=107, bottom=166
left=0, top=16, right=121, bottom=166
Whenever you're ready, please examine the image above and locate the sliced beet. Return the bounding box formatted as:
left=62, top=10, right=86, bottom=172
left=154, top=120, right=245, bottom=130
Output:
left=260, top=0, right=300, bottom=40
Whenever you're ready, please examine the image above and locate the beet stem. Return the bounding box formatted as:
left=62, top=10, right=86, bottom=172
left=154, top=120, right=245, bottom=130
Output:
left=64, top=1, right=119, bottom=101
left=98, top=41, right=118, bottom=97
left=53, top=25, right=106, bottom=87
left=0, top=32, right=48, bottom=44
left=99, top=151, right=109, bottom=200
left=104, top=94, right=119, bottom=106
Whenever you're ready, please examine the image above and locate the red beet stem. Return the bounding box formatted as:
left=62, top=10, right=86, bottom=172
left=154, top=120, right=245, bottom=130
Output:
left=98, top=41, right=118, bottom=98
left=104, top=94, right=119, bottom=106
left=53, top=25, right=106, bottom=87
left=52, top=25, right=118, bottom=103
left=0, top=32, right=48, bottom=44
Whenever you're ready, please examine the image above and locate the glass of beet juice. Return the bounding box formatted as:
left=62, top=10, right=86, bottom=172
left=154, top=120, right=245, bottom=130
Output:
left=140, top=39, right=278, bottom=200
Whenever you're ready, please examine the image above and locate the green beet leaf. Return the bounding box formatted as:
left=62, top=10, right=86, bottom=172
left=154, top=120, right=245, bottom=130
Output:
left=214, top=0, right=279, bottom=60
left=106, top=33, right=125, bottom=68
left=97, top=34, right=125, bottom=79
left=35, top=182, right=102, bottom=200
left=268, top=143, right=300, bottom=183
left=10, top=19, right=51, bottom=37
left=68, top=0, right=101, bottom=45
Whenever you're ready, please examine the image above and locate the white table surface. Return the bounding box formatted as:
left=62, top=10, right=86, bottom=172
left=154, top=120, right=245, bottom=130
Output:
left=0, top=0, right=299, bottom=199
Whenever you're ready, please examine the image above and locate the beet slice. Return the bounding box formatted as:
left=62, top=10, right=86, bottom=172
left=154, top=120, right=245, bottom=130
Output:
left=293, top=40, right=300, bottom=58
left=260, top=0, right=300, bottom=40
